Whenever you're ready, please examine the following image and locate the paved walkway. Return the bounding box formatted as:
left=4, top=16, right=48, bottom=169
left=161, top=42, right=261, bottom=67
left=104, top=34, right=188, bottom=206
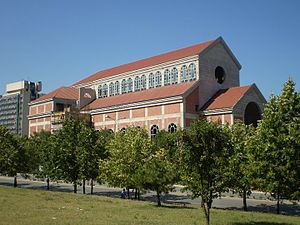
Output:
left=0, top=176, right=299, bottom=216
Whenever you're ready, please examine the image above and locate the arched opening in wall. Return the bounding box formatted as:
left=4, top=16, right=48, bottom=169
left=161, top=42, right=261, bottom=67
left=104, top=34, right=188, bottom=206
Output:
left=215, top=66, right=226, bottom=84
left=150, top=125, right=159, bottom=139
left=244, top=102, right=261, bottom=127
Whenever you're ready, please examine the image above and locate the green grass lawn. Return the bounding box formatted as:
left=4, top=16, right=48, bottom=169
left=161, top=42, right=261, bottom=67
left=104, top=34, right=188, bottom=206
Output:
left=0, top=186, right=299, bottom=225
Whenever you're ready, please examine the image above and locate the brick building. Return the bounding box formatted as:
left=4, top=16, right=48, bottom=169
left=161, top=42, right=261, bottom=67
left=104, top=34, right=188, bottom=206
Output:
left=28, top=37, right=266, bottom=136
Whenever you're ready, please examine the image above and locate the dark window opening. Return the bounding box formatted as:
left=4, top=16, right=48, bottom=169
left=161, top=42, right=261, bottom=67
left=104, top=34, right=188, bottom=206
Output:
left=244, top=102, right=261, bottom=127
left=215, top=66, right=226, bottom=84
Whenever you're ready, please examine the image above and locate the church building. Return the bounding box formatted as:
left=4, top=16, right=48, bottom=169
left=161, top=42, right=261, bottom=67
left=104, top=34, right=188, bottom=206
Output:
left=28, top=37, right=266, bottom=137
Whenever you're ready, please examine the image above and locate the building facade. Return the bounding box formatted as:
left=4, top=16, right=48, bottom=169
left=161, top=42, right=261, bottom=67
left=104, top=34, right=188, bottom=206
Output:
left=28, top=37, right=266, bottom=136
left=0, top=80, right=42, bottom=136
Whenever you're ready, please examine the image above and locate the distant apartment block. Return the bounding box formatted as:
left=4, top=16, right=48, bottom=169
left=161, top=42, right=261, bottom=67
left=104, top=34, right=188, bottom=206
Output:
left=0, top=80, right=42, bottom=136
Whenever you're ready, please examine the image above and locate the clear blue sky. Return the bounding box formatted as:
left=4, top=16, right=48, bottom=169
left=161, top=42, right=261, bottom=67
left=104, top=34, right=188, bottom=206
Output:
left=1, top=0, right=299, bottom=99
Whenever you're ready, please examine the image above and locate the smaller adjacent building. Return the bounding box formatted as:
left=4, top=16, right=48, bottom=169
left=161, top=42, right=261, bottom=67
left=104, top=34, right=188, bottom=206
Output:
left=0, top=80, right=42, bottom=136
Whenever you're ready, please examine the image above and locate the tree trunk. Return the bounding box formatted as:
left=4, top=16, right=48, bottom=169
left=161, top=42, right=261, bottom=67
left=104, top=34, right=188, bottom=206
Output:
left=135, top=189, right=137, bottom=199
left=13, top=176, right=17, bottom=187
left=90, top=180, right=93, bottom=195
left=138, top=189, right=140, bottom=200
left=82, top=179, right=86, bottom=194
left=73, top=182, right=77, bottom=193
left=127, top=188, right=130, bottom=199
left=277, top=191, right=280, bottom=214
left=202, top=202, right=210, bottom=225
left=156, top=190, right=161, bottom=207
left=243, top=189, right=247, bottom=211
left=46, top=177, right=50, bottom=190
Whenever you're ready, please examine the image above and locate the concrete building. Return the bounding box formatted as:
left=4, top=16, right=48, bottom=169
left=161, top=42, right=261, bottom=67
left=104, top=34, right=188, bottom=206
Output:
left=28, top=37, right=266, bottom=136
left=0, top=80, right=42, bottom=136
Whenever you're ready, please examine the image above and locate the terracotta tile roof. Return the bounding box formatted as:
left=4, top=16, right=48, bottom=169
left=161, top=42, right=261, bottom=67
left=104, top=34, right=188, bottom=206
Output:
left=32, top=86, right=79, bottom=103
left=202, top=85, right=253, bottom=111
left=73, top=40, right=214, bottom=86
left=83, top=81, right=197, bottom=110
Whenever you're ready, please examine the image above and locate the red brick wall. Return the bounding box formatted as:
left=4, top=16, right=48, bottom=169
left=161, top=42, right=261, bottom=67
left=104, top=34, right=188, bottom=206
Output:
left=185, top=87, right=199, bottom=114
left=164, top=103, right=180, bottom=114
left=132, top=108, right=145, bottom=118
left=148, top=106, right=161, bottom=116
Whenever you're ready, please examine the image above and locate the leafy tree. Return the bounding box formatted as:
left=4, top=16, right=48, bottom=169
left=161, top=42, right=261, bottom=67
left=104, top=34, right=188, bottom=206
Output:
left=180, top=119, right=231, bottom=225
left=139, top=130, right=180, bottom=206
left=77, top=122, right=99, bottom=194
left=254, top=78, right=300, bottom=214
left=51, top=119, right=81, bottom=193
left=100, top=126, right=150, bottom=198
left=29, top=131, right=52, bottom=189
left=227, top=122, right=255, bottom=211
left=140, top=145, right=177, bottom=206
left=0, top=126, right=32, bottom=187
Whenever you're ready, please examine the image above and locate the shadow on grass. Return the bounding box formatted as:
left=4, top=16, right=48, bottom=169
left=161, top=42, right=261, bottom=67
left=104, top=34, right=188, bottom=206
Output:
left=221, top=202, right=300, bottom=216
left=232, top=222, right=293, bottom=225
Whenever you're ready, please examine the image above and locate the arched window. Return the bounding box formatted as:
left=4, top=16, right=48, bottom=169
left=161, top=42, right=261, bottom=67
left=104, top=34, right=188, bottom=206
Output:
left=164, top=69, right=170, bottom=86
left=141, top=75, right=147, bottom=90
left=180, top=65, right=188, bottom=82
left=188, top=63, right=196, bottom=80
left=127, top=78, right=133, bottom=93
left=98, top=85, right=102, bottom=98
left=115, top=81, right=120, bottom=95
left=171, top=68, right=178, bottom=84
left=121, top=79, right=127, bottom=94
left=148, top=73, right=155, bottom=88
left=150, top=124, right=159, bottom=139
left=168, top=123, right=177, bottom=133
left=155, top=71, right=162, bottom=87
left=109, top=82, right=115, bottom=97
left=134, top=76, right=140, bottom=91
left=103, top=84, right=108, bottom=97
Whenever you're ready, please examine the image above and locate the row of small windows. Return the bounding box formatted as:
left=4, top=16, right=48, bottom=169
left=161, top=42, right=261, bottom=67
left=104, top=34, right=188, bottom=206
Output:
left=97, top=63, right=197, bottom=98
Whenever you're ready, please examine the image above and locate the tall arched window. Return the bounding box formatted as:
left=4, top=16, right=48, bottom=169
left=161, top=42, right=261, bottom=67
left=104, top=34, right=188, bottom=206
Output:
left=121, top=79, right=127, bottom=94
left=164, top=69, right=170, bottom=86
left=155, top=71, right=162, bottom=87
left=149, top=73, right=155, bottom=88
left=109, top=82, right=115, bottom=96
left=188, top=63, right=196, bottom=80
left=168, top=123, right=177, bottom=133
left=141, top=75, right=147, bottom=90
left=98, top=85, right=102, bottom=98
left=115, top=81, right=120, bottom=95
left=171, top=68, right=178, bottom=84
left=103, top=84, right=108, bottom=97
left=134, top=76, right=140, bottom=91
left=180, top=65, right=188, bottom=82
left=128, top=78, right=133, bottom=93
left=150, top=125, right=159, bottom=139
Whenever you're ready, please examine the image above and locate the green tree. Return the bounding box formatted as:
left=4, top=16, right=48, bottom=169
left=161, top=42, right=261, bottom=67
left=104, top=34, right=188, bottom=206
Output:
left=254, top=78, right=300, bottom=214
left=180, top=119, right=231, bottom=225
left=227, top=121, right=255, bottom=211
left=100, top=126, right=150, bottom=198
left=51, top=119, right=81, bottom=193
left=0, top=126, right=32, bottom=187
left=29, top=131, right=52, bottom=189
left=77, top=122, right=99, bottom=194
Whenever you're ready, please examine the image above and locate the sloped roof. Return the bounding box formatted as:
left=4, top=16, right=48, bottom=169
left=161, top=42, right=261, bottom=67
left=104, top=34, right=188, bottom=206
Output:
left=73, top=40, right=214, bottom=86
left=83, top=81, right=197, bottom=111
left=202, top=85, right=253, bottom=111
left=32, top=86, right=79, bottom=103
